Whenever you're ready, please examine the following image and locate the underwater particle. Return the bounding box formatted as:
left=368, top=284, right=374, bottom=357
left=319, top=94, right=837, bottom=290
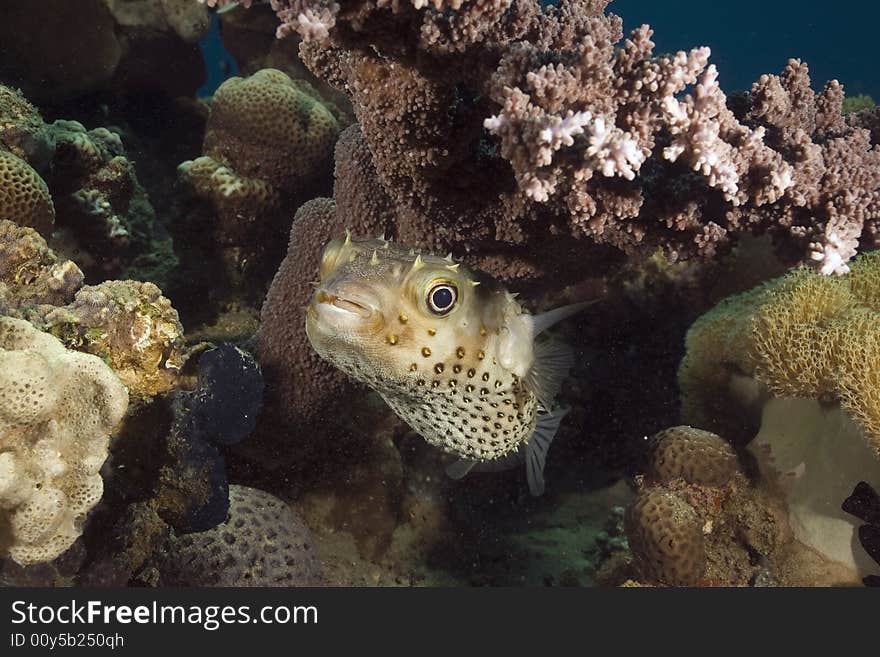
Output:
left=0, top=316, right=129, bottom=566
left=0, top=150, right=55, bottom=236
left=648, top=426, right=739, bottom=487
left=155, top=485, right=324, bottom=586
left=624, top=488, right=706, bottom=586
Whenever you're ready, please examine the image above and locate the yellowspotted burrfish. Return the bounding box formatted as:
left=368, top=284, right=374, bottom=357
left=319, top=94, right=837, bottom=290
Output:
left=305, top=234, right=588, bottom=495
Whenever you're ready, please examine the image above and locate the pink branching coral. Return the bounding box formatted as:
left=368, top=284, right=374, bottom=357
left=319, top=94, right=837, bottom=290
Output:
left=215, top=0, right=879, bottom=283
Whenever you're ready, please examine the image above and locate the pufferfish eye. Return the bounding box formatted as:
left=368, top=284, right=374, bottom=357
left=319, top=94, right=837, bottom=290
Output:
left=427, top=282, right=458, bottom=315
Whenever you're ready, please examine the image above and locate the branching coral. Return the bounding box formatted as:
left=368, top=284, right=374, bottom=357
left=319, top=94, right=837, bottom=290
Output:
left=210, top=0, right=879, bottom=283
left=0, top=317, right=129, bottom=566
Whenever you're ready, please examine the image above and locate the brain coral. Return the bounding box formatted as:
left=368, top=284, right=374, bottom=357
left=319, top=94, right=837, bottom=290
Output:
left=203, top=68, right=340, bottom=194
left=0, top=220, right=84, bottom=312
left=40, top=280, right=187, bottom=401
left=624, top=488, right=706, bottom=586
left=0, top=150, right=55, bottom=236
left=649, top=426, right=739, bottom=488
left=155, top=485, right=324, bottom=586
left=0, top=317, right=129, bottom=565
left=679, top=251, right=880, bottom=456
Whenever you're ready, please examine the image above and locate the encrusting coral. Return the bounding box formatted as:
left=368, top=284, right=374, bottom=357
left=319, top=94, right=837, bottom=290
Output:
left=39, top=280, right=187, bottom=402
left=206, top=0, right=879, bottom=284
left=0, top=317, right=129, bottom=566
left=0, top=221, right=84, bottom=313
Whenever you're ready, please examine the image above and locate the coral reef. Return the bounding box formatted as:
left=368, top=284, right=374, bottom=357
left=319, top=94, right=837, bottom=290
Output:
left=176, top=68, right=346, bottom=299
left=679, top=256, right=880, bottom=580
left=38, top=280, right=186, bottom=401
left=0, top=317, right=128, bottom=566
left=219, top=0, right=878, bottom=283
left=618, top=425, right=864, bottom=587
left=0, top=221, right=84, bottom=312
left=154, top=485, right=324, bottom=586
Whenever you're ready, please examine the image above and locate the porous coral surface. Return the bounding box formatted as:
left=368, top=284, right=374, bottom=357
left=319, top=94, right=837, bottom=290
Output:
left=0, top=317, right=128, bottom=566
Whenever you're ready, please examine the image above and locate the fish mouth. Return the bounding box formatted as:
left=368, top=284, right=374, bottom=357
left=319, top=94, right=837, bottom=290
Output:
left=314, top=290, right=374, bottom=319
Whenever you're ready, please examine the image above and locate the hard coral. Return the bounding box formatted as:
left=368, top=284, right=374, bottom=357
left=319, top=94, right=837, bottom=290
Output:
left=40, top=280, right=187, bottom=401
left=256, top=198, right=353, bottom=431
left=0, top=221, right=84, bottom=313
left=233, top=0, right=879, bottom=283
left=203, top=68, right=341, bottom=194
left=648, top=426, right=738, bottom=488
left=155, top=485, right=324, bottom=586
left=679, top=257, right=880, bottom=579
left=624, top=488, right=706, bottom=586
left=0, top=86, right=54, bottom=172
left=0, top=317, right=129, bottom=566
left=0, top=150, right=55, bottom=236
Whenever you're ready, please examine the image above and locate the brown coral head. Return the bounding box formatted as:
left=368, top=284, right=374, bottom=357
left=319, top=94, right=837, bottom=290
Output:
left=624, top=488, right=707, bottom=586
left=648, top=426, right=740, bottom=487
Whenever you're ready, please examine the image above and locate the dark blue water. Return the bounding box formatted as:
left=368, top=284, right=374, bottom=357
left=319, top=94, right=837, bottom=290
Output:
left=615, top=0, right=877, bottom=99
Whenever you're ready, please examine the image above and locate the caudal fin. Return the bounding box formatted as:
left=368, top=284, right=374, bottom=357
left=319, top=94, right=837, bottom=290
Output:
left=525, top=407, right=568, bottom=496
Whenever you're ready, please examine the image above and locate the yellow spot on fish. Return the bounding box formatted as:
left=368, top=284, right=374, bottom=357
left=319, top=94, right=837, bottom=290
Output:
left=477, top=350, right=485, bottom=360
left=434, top=363, right=445, bottom=374
left=479, top=327, right=487, bottom=336
left=422, top=347, right=432, bottom=357
left=399, top=312, right=408, bottom=323
left=456, top=347, right=466, bottom=358
left=387, top=334, right=399, bottom=345
left=467, top=368, right=476, bottom=378
left=453, top=365, right=462, bottom=374
left=427, top=328, right=437, bottom=336
left=410, top=363, right=418, bottom=371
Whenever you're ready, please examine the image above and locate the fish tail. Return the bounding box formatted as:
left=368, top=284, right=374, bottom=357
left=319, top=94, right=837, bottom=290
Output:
left=525, top=407, right=569, bottom=496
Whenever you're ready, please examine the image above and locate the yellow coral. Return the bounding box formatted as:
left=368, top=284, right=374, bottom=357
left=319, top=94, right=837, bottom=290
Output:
left=680, top=251, right=880, bottom=457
